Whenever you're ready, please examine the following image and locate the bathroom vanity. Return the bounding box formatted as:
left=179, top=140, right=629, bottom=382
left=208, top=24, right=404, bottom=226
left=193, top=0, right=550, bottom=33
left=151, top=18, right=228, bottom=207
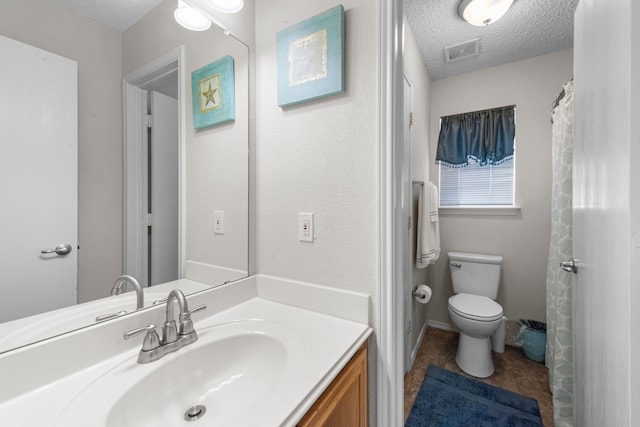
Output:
left=298, top=342, right=368, bottom=426
left=0, top=276, right=371, bottom=426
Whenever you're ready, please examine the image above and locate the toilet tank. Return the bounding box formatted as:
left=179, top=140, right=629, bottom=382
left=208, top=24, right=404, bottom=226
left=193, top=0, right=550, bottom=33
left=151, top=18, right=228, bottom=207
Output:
left=448, top=252, right=503, bottom=299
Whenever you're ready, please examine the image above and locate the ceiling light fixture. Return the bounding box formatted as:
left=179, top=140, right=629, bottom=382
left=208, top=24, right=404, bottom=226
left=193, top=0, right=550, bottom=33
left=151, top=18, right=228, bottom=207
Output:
left=457, top=0, right=514, bottom=26
left=207, top=0, right=244, bottom=14
left=174, top=0, right=212, bottom=31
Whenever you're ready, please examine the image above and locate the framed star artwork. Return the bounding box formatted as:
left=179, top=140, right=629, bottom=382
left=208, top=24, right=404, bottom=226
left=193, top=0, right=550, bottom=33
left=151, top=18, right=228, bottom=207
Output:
left=191, top=55, right=235, bottom=129
left=276, top=5, right=344, bottom=108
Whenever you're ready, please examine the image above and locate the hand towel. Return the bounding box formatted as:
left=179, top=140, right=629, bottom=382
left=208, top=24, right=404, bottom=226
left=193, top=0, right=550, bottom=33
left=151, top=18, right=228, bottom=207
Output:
left=416, top=182, right=440, bottom=268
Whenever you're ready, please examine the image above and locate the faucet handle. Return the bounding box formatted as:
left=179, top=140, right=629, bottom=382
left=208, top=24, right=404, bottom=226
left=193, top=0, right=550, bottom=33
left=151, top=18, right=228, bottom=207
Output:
left=178, top=305, right=207, bottom=335
left=124, top=324, right=160, bottom=351
left=190, top=304, right=207, bottom=316
left=95, top=310, right=128, bottom=322
left=177, top=304, right=207, bottom=323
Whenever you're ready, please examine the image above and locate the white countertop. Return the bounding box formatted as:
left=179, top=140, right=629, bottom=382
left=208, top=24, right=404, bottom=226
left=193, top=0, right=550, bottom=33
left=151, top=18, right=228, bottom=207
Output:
left=0, top=275, right=372, bottom=426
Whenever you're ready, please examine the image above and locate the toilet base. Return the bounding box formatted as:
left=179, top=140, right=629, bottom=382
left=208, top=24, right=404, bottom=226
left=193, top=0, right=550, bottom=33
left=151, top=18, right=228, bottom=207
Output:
left=455, top=332, right=494, bottom=378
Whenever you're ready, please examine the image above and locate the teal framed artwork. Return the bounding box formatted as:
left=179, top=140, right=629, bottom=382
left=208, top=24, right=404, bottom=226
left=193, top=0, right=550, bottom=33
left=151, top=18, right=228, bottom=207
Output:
left=191, top=55, right=235, bottom=129
left=276, top=5, right=345, bottom=107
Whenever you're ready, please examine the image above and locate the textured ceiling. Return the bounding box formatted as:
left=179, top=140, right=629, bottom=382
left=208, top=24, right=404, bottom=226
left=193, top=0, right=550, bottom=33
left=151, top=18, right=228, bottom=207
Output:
left=50, top=0, right=163, bottom=32
left=52, top=0, right=578, bottom=78
left=406, top=0, right=579, bottom=80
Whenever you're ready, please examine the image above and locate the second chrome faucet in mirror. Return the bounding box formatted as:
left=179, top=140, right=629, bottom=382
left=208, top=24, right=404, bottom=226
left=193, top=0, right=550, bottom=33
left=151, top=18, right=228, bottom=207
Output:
left=95, top=275, right=144, bottom=322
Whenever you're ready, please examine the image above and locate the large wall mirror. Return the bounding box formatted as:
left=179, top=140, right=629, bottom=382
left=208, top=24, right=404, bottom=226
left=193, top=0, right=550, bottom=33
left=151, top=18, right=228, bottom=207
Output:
left=0, top=0, right=251, bottom=353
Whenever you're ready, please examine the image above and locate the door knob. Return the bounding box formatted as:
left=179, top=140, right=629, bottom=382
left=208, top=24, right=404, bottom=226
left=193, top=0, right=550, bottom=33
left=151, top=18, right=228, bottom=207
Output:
left=560, top=258, right=578, bottom=274
left=41, top=243, right=72, bottom=256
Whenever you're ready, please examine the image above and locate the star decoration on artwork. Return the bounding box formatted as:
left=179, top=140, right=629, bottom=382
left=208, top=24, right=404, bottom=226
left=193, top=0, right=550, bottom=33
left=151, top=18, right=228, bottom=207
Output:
left=202, top=82, right=218, bottom=107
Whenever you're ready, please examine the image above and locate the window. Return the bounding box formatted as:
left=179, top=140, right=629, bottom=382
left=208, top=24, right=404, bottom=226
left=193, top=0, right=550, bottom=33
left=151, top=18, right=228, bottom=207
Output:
left=439, top=157, right=515, bottom=206
left=436, top=105, right=516, bottom=207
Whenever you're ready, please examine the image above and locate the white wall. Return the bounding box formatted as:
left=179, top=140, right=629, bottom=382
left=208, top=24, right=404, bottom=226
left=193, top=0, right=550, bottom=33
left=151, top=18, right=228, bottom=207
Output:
left=0, top=0, right=123, bottom=303
left=403, top=19, right=432, bottom=361
left=428, top=49, right=574, bottom=328
left=255, top=0, right=378, bottom=307
left=254, top=0, right=379, bottom=421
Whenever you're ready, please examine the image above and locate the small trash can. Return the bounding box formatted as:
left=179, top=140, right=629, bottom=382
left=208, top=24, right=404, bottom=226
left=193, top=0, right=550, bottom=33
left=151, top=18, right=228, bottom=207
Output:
left=519, top=320, right=546, bottom=363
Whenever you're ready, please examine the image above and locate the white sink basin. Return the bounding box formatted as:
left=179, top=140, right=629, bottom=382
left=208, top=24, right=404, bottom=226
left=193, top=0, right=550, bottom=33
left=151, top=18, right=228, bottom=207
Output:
left=55, top=319, right=304, bottom=427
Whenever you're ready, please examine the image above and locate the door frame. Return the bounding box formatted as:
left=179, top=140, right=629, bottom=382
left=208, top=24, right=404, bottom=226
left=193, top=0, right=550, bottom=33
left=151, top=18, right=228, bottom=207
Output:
left=122, top=46, right=186, bottom=284
left=377, top=0, right=406, bottom=425
left=402, top=72, right=414, bottom=373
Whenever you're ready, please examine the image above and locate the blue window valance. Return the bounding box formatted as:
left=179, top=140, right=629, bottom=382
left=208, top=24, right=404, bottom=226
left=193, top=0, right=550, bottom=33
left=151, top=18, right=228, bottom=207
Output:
left=436, top=105, right=515, bottom=167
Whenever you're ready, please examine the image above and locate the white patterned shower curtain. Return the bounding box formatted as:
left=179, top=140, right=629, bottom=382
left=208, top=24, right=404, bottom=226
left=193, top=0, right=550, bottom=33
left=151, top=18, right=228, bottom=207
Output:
left=546, top=80, right=574, bottom=427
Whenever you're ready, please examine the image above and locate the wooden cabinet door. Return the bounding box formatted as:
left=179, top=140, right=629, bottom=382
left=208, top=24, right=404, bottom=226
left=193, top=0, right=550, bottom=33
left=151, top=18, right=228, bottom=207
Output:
left=298, top=343, right=368, bottom=427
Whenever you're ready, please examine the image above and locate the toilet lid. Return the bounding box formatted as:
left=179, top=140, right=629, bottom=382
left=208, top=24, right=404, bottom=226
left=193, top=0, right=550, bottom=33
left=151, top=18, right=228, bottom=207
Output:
left=448, top=293, right=503, bottom=321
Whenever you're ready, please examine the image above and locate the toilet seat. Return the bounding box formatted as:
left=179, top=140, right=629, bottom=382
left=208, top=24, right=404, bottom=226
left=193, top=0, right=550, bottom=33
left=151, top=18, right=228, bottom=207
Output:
left=448, top=293, right=503, bottom=322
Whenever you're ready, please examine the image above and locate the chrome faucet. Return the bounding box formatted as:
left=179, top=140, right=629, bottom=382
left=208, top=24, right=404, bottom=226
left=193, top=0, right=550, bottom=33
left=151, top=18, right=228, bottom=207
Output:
left=163, top=289, right=191, bottom=344
left=95, top=275, right=144, bottom=322
left=124, top=289, right=206, bottom=364
left=111, top=274, right=144, bottom=309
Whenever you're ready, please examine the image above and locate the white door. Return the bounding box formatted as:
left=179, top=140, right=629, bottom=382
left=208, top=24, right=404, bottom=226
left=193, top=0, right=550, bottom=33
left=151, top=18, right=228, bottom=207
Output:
left=573, top=1, right=639, bottom=424
left=149, top=91, right=179, bottom=285
left=0, top=35, right=77, bottom=323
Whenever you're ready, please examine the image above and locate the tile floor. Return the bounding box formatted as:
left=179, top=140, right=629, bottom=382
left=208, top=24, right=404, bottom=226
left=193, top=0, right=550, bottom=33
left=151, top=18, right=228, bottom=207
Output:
left=404, top=327, right=554, bottom=426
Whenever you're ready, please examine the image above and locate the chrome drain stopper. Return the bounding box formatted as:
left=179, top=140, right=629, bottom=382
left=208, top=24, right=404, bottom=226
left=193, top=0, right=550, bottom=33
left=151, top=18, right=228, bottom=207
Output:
left=184, top=405, right=206, bottom=421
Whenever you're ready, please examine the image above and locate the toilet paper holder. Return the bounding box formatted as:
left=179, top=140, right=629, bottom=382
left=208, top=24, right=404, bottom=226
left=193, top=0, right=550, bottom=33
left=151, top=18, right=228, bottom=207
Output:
left=412, top=288, right=428, bottom=300
left=412, top=285, right=432, bottom=303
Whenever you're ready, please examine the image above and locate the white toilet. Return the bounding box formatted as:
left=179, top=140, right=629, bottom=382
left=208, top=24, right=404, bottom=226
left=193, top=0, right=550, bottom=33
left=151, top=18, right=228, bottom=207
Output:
left=447, top=251, right=505, bottom=378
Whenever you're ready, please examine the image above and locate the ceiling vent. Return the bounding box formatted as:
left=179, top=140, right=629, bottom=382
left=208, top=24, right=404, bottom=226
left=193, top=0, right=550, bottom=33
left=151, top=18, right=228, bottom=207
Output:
left=444, top=38, right=480, bottom=63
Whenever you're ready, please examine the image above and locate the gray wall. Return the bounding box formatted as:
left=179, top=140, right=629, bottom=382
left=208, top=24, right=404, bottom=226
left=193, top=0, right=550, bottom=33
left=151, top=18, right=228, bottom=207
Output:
left=404, top=19, right=432, bottom=361
left=427, top=49, right=574, bottom=328
left=122, top=0, right=252, bottom=277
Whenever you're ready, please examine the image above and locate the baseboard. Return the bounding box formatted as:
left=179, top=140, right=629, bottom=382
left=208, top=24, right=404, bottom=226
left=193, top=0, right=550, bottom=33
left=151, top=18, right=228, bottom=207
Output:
left=410, top=321, right=429, bottom=369
left=427, top=320, right=458, bottom=332
left=407, top=320, right=455, bottom=372
left=426, top=318, right=523, bottom=348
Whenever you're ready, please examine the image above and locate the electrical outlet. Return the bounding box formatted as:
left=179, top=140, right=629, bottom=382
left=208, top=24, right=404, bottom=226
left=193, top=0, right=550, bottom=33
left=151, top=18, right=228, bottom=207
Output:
left=298, top=212, right=314, bottom=242
left=214, top=210, right=224, bottom=234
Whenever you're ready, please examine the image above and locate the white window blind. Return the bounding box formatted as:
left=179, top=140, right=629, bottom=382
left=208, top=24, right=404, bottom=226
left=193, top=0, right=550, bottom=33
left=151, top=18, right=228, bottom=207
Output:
left=439, top=157, right=515, bottom=206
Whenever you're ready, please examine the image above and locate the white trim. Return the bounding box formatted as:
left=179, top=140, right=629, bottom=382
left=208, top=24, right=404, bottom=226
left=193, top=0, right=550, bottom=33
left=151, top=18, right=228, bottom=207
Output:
left=409, top=320, right=428, bottom=369
left=184, top=260, right=247, bottom=287
left=123, top=46, right=185, bottom=283
left=177, top=47, right=186, bottom=278
left=256, top=274, right=370, bottom=325
left=439, top=206, right=521, bottom=216
left=123, top=48, right=181, bottom=86
left=402, top=72, right=414, bottom=374
left=122, top=83, right=146, bottom=282
left=377, top=0, right=405, bottom=426
left=428, top=319, right=458, bottom=332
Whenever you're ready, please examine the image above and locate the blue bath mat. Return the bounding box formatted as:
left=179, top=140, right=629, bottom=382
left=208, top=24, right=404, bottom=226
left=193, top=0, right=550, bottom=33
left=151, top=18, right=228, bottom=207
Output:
left=405, top=365, right=543, bottom=427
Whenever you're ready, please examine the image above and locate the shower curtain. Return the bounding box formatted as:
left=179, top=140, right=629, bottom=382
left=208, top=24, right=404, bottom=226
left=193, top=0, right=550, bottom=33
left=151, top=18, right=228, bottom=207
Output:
left=546, top=80, right=574, bottom=427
